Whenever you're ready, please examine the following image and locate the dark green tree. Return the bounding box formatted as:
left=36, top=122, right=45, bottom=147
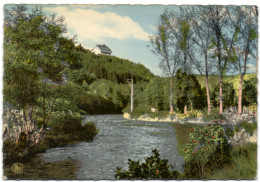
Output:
left=211, top=82, right=235, bottom=109
left=175, top=69, right=205, bottom=113
left=242, top=77, right=257, bottom=107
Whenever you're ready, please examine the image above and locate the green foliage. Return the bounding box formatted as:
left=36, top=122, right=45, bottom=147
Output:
left=242, top=77, right=257, bottom=107
left=81, top=52, right=154, bottom=84
left=115, top=149, right=180, bottom=180
left=249, top=29, right=257, bottom=40
left=146, top=77, right=165, bottom=110
left=180, top=20, right=190, bottom=50
left=211, top=82, right=236, bottom=109
left=85, top=79, right=129, bottom=113
left=175, top=70, right=206, bottom=112
left=78, top=93, right=121, bottom=114
left=234, top=27, right=240, bottom=42
left=240, top=121, right=257, bottom=135
left=184, top=124, right=225, bottom=164
left=159, top=26, right=166, bottom=43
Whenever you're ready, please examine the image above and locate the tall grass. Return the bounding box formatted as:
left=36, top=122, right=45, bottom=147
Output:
left=206, top=144, right=257, bottom=180
left=170, top=123, right=194, bottom=156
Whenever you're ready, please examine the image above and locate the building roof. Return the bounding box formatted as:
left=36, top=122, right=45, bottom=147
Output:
left=97, top=44, right=112, bottom=55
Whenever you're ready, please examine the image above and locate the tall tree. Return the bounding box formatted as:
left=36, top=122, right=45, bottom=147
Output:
left=207, top=5, right=241, bottom=114
left=227, top=6, right=258, bottom=114
left=4, top=5, right=74, bottom=128
left=149, top=11, right=181, bottom=114
left=160, top=8, right=196, bottom=114
left=188, top=6, right=217, bottom=114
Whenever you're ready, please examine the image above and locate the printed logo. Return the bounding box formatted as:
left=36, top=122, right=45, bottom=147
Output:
left=12, top=163, right=23, bottom=174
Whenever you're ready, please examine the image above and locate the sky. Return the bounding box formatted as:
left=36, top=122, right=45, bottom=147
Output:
left=3, top=3, right=258, bottom=76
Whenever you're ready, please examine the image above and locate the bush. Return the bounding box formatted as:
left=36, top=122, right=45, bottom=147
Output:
left=115, top=149, right=180, bottom=180
left=184, top=124, right=231, bottom=179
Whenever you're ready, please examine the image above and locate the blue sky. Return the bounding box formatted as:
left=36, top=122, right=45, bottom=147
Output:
left=4, top=4, right=257, bottom=75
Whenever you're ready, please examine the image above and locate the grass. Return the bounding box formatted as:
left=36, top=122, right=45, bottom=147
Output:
left=3, top=156, right=78, bottom=180
left=169, top=123, right=194, bottom=156
left=206, top=143, right=257, bottom=180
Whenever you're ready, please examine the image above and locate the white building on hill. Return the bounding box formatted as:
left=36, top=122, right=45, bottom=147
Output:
left=91, top=44, right=112, bottom=55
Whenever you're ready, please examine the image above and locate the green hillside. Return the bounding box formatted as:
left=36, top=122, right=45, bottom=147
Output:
left=79, top=48, right=154, bottom=84
left=69, top=45, right=155, bottom=114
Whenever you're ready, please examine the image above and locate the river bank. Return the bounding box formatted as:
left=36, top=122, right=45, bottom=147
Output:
left=123, top=112, right=257, bottom=146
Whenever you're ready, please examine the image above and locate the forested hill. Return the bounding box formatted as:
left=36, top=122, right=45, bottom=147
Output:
left=77, top=46, right=154, bottom=84
left=66, top=44, right=155, bottom=114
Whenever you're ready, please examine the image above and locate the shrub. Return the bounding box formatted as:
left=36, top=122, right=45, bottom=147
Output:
left=115, top=149, right=180, bottom=180
left=184, top=124, right=231, bottom=179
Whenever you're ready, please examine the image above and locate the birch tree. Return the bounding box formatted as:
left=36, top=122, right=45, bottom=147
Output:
left=149, top=12, right=181, bottom=114
left=227, top=6, right=258, bottom=114
left=189, top=6, right=217, bottom=114
left=160, top=8, right=196, bottom=114
left=207, top=5, right=240, bottom=114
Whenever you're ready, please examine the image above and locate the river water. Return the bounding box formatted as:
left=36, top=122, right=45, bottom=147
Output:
left=42, top=114, right=184, bottom=180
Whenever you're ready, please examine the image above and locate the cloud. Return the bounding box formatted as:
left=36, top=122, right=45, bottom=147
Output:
left=43, top=6, right=150, bottom=42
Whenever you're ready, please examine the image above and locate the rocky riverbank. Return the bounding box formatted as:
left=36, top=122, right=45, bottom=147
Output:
left=123, top=110, right=257, bottom=146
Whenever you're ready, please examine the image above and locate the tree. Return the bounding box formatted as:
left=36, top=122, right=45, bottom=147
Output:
left=4, top=5, right=77, bottom=129
left=227, top=6, right=258, bottom=114
left=175, top=69, right=205, bottom=113
left=146, top=77, right=165, bottom=111
left=207, top=5, right=242, bottom=114
left=211, top=82, right=235, bottom=109
left=149, top=12, right=181, bottom=114
left=189, top=6, right=217, bottom=114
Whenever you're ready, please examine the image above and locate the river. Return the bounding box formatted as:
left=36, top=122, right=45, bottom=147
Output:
left=42, top=114, right=184, bottom=180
